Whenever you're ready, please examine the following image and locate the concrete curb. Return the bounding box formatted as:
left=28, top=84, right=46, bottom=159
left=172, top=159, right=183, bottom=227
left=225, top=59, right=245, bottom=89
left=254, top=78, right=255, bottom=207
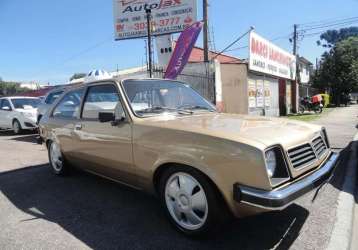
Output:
left=326, top=135, right=357, bottom=250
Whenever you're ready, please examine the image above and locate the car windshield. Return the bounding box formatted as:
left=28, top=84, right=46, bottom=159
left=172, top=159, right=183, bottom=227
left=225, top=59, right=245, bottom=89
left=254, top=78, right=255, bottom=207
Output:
left=11, top=98, right=40, bottom=109
left=122, top=79, right=216, bottom=117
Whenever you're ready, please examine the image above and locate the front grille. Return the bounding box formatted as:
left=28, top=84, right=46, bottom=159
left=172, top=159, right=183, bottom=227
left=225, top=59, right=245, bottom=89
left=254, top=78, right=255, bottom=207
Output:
left=312, top=136, right=327, bottom=158
left=24, top=122, right=35, bottom=128
left=288, top=144, right=316, bottom=169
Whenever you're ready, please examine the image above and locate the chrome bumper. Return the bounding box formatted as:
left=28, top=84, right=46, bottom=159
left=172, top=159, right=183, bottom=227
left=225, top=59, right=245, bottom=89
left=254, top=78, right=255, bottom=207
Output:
left=234, top=152, right=339, bottom=209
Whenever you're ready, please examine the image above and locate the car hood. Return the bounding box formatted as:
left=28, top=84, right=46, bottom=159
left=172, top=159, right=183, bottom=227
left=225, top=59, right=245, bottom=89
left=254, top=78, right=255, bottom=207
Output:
left=15, top=108, right=38, bottom=115
left=139, top=113, right=322, bottom=149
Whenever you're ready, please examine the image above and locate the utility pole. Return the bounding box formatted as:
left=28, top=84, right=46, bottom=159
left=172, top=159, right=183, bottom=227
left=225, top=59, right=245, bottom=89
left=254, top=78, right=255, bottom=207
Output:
left=203, top=0, right=209, bottom=62
left=293, top=24, right=298, bottom=55
left=293, top=24, right=298, bottom=114
left=146, top=9, right=153, bottom=78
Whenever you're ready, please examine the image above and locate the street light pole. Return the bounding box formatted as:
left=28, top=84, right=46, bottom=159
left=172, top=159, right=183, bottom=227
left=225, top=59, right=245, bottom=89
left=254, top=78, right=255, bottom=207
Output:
left=146, top=9, right=153, bottom=78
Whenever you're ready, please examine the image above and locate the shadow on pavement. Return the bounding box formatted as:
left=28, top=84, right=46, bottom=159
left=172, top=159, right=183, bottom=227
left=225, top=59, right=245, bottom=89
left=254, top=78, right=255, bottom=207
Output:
left=0, top=165, right=309, bottom=250
left=330, top=141, right=358, bottom=203
left=9, top=134, right=39, bottom=144
left=0, top=130, right=39, bottom=143
left=0, top=130, right=14, bottom=136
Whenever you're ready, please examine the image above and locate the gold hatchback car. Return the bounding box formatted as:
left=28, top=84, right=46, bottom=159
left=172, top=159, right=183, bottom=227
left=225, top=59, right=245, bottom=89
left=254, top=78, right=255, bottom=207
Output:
left=39, top=78, right=338, bottom=236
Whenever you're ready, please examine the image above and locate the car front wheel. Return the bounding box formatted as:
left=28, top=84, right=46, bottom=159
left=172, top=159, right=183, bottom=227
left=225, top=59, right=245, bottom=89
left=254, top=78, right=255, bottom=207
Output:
left=48, top=141, right=68, bottom=175
left=12, top=120, right=22, bottom=134
left=159, top=167, right=227, bottom=236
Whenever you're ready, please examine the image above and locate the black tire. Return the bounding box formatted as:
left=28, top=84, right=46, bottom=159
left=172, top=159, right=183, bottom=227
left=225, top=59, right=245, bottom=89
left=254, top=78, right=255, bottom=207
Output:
left=12, top=119, right=22, bottom=135
left=48, top=140, right=69, bottom=176
left=314, top=107, right=323, bottom=114
left=298, top=106, right=305, bottom=114
left=158, top=166, right=229, bottom=237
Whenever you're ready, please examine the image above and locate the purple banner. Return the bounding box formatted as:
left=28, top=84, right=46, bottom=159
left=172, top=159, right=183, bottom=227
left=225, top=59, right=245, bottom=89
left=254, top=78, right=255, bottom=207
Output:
left=164, top=21, right=203, bottom=79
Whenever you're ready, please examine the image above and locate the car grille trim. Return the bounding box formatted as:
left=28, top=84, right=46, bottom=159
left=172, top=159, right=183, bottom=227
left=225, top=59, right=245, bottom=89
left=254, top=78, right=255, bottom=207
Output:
left=287, top=136, right=328, bottom=169
left=312, top=137, right=327, bottom=158
left=288, top=143, right=316, bottom=169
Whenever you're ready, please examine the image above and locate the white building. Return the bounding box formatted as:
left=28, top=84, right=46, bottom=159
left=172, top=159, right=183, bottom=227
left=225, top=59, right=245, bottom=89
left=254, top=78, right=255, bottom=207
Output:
left=298, top=57, right=313, bottom=84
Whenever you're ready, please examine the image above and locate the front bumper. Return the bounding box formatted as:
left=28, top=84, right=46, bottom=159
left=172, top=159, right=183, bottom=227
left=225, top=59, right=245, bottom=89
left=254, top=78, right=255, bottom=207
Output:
left=234, top=152, right=339, bottom=210
left=21, top=118, right=38, bottom=129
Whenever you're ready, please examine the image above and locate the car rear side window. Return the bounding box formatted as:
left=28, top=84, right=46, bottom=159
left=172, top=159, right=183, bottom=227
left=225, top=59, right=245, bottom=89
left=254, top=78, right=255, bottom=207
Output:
left=82, top=84, right=120, bottom=120
left=52, top=88, right=84, bottom=119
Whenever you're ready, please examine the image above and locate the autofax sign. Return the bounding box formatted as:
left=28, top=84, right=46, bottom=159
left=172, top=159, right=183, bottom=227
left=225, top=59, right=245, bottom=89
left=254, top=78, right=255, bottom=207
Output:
left=113, top=0, right=197, bottom=40
left=249, top=31, right=296, bottom=80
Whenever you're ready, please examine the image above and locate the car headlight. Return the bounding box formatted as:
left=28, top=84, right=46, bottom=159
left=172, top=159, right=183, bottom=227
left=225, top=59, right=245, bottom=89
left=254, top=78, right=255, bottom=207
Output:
left=265, top=150, right=277, bottom=178
left=264, top=146, right=290, bottom=187
left=21, top=112, right=33, bottom=118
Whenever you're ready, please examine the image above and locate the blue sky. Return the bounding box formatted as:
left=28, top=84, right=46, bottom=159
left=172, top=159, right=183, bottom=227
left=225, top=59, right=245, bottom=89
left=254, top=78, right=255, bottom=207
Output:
left=1, top=0, right=358, bottom=84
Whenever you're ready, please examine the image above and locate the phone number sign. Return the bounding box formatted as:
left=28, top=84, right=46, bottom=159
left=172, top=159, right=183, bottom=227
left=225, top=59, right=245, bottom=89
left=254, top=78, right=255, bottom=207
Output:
left=113, top=0, right=197, bottom=40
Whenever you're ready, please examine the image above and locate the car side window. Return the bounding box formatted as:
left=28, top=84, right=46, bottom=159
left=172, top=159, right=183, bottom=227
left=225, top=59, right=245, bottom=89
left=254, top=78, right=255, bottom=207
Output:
left=82, top=84, right=121, bottom=120
left=45, top=91, right=64, bottom=104
left=0, top=99, right=12, bottom=111
left=52, top=88, right=84, bottom=119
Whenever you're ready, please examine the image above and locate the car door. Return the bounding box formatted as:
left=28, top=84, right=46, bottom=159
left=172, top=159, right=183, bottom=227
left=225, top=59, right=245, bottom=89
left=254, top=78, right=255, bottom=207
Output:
left=0, top=99, right=14, bottom=129
left=72, top=82, right=135, bottom=185
left=49, top=88, right=85, bottom=158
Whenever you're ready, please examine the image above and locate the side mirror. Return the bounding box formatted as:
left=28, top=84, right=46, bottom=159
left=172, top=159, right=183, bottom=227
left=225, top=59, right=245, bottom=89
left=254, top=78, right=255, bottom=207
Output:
left=98, top=112, right=115, bottom=123
left=2, top=106, right=11, bottom=111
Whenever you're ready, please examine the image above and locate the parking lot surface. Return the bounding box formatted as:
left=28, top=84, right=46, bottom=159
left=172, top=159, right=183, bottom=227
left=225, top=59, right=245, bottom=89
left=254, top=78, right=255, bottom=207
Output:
left=0, top=105, right=357, bottom=250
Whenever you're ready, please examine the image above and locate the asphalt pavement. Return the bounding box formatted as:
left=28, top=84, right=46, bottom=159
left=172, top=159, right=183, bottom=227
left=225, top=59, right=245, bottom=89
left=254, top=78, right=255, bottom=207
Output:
left=0, top=105, right=357, bottom=250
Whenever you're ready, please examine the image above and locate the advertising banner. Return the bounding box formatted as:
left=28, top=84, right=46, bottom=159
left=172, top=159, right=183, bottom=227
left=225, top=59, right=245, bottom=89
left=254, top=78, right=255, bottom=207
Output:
left=164, top=21, right=203, bottom=79
left=256, top=79, right=264, bottom=108
left=249, top=31, right=296, bottom=80
left=248, top=80, right=256, bottom=108
left=264, top=80, right=271, bottom=107
left=113, top=0, right=197, bottom=40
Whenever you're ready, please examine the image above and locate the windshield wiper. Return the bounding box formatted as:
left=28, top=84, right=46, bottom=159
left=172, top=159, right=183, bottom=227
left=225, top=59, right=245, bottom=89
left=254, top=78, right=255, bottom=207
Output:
left=138, top=106, right=193, bottom=115
left=178, top=105, right=215, bottom=112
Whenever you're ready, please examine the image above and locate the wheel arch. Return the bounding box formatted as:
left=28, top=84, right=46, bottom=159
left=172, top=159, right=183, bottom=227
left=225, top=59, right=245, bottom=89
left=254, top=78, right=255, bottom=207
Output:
left=12, top=117, right=20, bottom=125
left=152, top=162, right=232, bottom=215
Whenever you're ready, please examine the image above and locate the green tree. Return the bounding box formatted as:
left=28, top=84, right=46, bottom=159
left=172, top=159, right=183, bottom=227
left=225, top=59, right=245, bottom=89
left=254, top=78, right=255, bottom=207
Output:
left=314, top=37, right=358, bottom=105
left=0, top=82, right=30, bottom=96
left=317, top=27, right=358, bottom=48
left=70, top=73, right=86, bottom=81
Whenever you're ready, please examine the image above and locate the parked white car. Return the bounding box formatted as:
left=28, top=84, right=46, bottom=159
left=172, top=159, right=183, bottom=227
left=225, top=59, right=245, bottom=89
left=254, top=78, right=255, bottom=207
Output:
left=0, top=96, right=40, bottom=134
left=37, top=87, right=65, bottom=123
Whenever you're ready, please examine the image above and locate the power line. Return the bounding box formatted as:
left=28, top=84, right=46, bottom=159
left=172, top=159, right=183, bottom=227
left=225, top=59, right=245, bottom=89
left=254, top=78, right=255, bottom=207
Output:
left=226, top=45, right=249, bottom=52
left=57, top=36, right=112, bottom=66
left=212, top=26, right=254, bottom=60
left=298, top=19, right=358, bottom=32
left=31, top=36, right=113, bottom=81
left=299, top=16, right=358, bottom=28
left=226, top=32, right=292, bottom=52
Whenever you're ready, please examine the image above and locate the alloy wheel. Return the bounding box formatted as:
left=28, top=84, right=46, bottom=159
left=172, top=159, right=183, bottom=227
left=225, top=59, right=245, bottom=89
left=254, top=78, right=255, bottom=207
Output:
left=50, top=142, right=63, bottom=172
left=165, top=172, right=208, bottom=231
left=13, top=121, right=20, bottom=134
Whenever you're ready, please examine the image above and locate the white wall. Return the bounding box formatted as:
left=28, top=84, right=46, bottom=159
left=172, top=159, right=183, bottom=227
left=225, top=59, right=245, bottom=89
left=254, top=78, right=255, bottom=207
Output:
left=299, top=63, right=311, bottom=84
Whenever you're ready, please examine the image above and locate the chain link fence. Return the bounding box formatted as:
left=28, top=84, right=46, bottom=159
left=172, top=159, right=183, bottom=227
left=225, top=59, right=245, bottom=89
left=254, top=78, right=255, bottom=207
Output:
left=153, top=68, right=216, bottom=104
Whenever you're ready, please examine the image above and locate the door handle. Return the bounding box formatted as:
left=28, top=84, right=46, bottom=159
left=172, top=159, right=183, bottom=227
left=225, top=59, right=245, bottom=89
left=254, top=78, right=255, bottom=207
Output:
left=75, top=124, right=83, bottom=130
